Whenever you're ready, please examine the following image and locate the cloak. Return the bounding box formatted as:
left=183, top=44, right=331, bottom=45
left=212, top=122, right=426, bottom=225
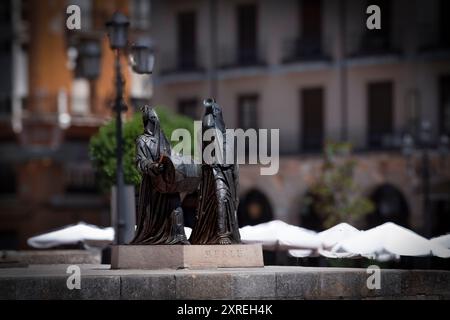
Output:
left=130, top=107, right=188, bottom=245
left=189, top=100, right=241, bottom=244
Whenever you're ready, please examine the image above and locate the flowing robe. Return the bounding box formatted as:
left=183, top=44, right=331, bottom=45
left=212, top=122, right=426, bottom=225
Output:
left=189, top=103, right=241, bottom=244
left=130, top=132, right=187, bottom=245
left=189, top=163, right=241, bottom=244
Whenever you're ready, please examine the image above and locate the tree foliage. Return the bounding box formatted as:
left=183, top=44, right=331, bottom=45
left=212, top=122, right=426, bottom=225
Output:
left=89, top=106, right=195, bottom=191
left=306, top=141, right=375, bottom=228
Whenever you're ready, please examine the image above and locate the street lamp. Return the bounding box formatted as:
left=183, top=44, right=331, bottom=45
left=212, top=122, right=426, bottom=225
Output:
left=402, top=120, right=449, bottom=237
left=130, top=37, right=155, bottom=74
left=68, top=12, right=154, bottom=245
left=105, top=12, right=130, bottom=245
left=105, top=12, right=155, bottom=245
left=106, top=12, right=130, bottom=50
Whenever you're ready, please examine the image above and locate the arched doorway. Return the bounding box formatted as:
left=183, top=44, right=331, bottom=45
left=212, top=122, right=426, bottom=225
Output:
left=238, top=189, right=273, bottom=227
left=366, top=184, right=410, bottom=228
left=430, top=181, right=450, bottom=236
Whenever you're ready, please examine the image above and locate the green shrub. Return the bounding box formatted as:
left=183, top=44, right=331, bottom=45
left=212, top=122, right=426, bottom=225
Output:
left=89, top=106, right=195, bottom=191
left=305, top=141, right=375, bottom=228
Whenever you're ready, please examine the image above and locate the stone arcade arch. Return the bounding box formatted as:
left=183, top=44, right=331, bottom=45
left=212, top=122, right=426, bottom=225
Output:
left=237, top=189, right=274, bottom=227
left=366, top=183, right=410, bottom=228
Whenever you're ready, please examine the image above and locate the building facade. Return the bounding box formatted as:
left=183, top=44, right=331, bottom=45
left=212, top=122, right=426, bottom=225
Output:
left=151, top=0, right=450, bottom=235
left=0, top=0, right=152, bottom=249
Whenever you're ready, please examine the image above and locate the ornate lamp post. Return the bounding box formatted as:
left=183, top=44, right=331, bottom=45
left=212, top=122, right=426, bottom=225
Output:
left=105, top=13, right=155, bottom=244
left=69, top=12, right=154, bottom=245
left=105, top=12, right=130, bottom=245
left=402, top=120, right=449, bottom=237
left=130, top=37, right=155, bottom=75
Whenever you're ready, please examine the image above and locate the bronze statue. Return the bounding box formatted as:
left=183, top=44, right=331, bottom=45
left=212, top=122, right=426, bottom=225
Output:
left=130, top=106, right=190, bottom=245
left=189, top=99, right=241, bottom=245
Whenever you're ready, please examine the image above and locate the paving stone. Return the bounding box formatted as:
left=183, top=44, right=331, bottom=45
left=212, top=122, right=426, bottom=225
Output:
left=232, top=273, right=276, bottom=299
left=121, top=274, right=176, bottom=300
left=0, top=278, right=16, bottom=299
left=79, top=276, right=120, bottom=300
left=175, top=273, right=232, bottom=299
left=401, top=270, right=450, bottom=297
left=318, top=271, right=365, bottom=299
left=276, top=271, right=320, bottom=299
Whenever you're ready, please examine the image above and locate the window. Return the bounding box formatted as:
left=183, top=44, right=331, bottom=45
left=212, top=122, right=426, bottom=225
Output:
left=367, top=81, right=394, bottom=148
left=237, top=4, right=258, bottom=65
left=0, top=162, right=16, bottom=195
left=299, top=0, right=323, bottom=59
left=238, top=95, right=259, bottom=160
left=0, top=0, right=12, bottom=115
left=238, top=95, right=258, bottom=130
left=301, top=88, right=324, bottom=151
left=0, top=96, right=11, bottom=114
left=440, top=0, right=450, bottom=47
left=360, top=0, right=392, bottom=53
left=65, top=162, right=98, bottom=194
left=0, top=231, right=18, bottom=250
left=300, top=0, right=322, bottom=46
left=71, top=79, right=90, bottom=115
left=440, top=75, right=450, bottom=136
left=131, top=0, right=151, bottom=30
left=178, top=98, right=198, bottom=119
left=177, top=11, right=197, bottom=70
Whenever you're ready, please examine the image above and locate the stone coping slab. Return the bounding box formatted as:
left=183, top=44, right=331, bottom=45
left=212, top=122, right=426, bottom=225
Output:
left=0, top=264, right=449, bottom=299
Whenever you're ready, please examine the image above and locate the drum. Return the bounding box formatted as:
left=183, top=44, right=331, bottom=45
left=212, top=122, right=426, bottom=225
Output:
left=152, top=154, right=202, bottom=194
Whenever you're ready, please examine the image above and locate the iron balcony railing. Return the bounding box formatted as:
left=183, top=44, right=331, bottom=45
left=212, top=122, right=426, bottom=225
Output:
left=158, top=47, right=206, bottom=75
left=281, top=36, right=331, bottom=64
left=217, top=43, right=267, bottom=69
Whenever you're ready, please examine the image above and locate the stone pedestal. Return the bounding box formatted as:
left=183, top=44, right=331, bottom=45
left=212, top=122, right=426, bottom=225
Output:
left=111, top=244, right=264, bottom=269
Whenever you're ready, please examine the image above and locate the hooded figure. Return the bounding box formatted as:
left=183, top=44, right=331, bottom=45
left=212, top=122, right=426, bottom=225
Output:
left=189, top=99, right=241, bottom=245
left=130, top=106, right=189, bottom=245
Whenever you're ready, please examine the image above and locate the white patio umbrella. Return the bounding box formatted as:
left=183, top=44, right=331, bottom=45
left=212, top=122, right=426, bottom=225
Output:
left=240, top=220, right=321, bottom=251
left=27, top=222, right=114, bottom=249
left=289, top=223, right=362, bottom=259
left=333, top=222, right=450, bottom=260
left=430, top=234, right=450, bottom=249
left=27, top=220, right=450, bottom=263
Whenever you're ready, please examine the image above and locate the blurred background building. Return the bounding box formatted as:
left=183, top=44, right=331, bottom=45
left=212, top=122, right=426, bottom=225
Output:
left=152, top=0, right=450, bottom=238
left=0, top=0, right=449, bottom=251
left=0, top=0, right=152, bottom=249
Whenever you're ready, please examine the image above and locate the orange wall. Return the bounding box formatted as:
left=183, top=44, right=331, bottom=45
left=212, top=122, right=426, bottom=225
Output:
left=27, top=0, right=131, bottom=116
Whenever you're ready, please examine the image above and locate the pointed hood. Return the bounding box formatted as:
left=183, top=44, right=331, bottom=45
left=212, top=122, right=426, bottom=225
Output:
left=141, top=105, right=171, bottom=156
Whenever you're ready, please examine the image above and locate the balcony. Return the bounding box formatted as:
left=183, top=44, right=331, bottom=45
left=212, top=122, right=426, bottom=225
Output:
left=350, top=32, right=401, bottom=58
left=218, top=44, right=267, bottom=70
left=281, top=37, right=330, bottom=64
left=158, top=49, right=206, bottom=76
left=417, top=25, right=450, bottom=60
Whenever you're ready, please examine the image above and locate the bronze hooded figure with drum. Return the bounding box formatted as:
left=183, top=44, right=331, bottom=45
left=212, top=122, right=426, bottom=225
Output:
left=131, top=100, right=241, bottom=246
